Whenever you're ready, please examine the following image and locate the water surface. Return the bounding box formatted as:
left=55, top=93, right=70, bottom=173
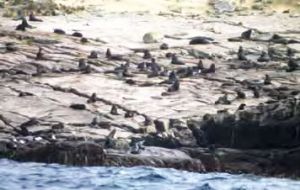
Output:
left=0, top=159, right=300, bottom=190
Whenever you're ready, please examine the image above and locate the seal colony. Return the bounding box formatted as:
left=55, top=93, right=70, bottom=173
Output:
left=0, top=0, right=300, bottom=178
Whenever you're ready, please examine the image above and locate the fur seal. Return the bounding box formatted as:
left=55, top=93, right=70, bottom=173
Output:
left=16, top=17, right=32, bottom=31
left=168, top=71, right=178, bottom=83
left=5, top=42, right=18, bottom=52
left=110, top=105, right=119, bottom=115
left=160, top=43, right=169, bottom=50
left=29, top=12, right=43, bottom=22
left=143, top=50, right=152, bottom=59
left=287, top=47, right=296, bottom=57
left=202, top=64, right=215, bottom=74
left=189, top=36, right=214, bottom=45
left=106, top=48, right=123, bottom=61
left=125, top=111, right=134, bottom=118
left=54, top=29, right=66, bottom=35
left=81, top=37, right=88, bottom=43
left=215, top=94, right=231, bottom=105
left=72, top=32, right=83, bottom=38
left=237, top=103, right=246, bottom=111
left=70, top=104, right=86, bottom=110
left=238, top=46, right=247, bottom=61
left=241, top=29, right=252, bottom=40
left=287, top=58, right=299, bottom=72
left=264, top=74, right=271, bottom=85
left=253, top=87, right=260, bottom=98
left=36, top=47, right=43, bottom=60
left=257, top=51, right=270, bottom=62
left=88, top=51, right=98, bottom=59
left=19, top=92, right=33, bottom=97
left=137, top=62, right=146, bottom=71
left=87, top=93, right=97, bottom=103
left=167, top=79, right=180, bottom=92
left=236, top=89, right=246, bottom=99
left=144, top=116, right=152, bottom=126
left=171, top=54, right=185, bottom=65
left=165, top=52, right=174, bottom=58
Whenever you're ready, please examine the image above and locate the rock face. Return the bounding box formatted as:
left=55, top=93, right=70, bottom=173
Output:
left=190, top=98, right=300, bottom=149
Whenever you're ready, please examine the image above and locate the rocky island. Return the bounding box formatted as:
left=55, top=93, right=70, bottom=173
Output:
left=0, top=0, right=300, bottom=178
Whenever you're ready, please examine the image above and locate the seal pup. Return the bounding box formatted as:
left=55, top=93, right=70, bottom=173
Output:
left=110, top=105, right=119, bottom=115
left=143, top=50, right=152, bottom=59
left=238, top=46, right=247, bottom=61
left=87, top=93, right=97, bottom=103
left=257, top=51, right=270, bottom=62
left=264, top=74, right=272, bottom=85
left=106, top=48, right=123, bottom=61
left=36, top=47, right=43, bottom=60
left=29, top=12, right=43, bottom=22
left=88, top=51, right=98, bottom=59
left=171, top=54, right=185, bottom=65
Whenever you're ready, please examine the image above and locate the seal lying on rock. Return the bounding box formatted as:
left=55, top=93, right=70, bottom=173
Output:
left=72, top=32, right=83, bottom=38
left=160, top=43, right=169, bottom=50
left=70, top=104, right=86, bottom=110
left=29, top=12, right=43, bottom=22
left=189, top=36, right=214, bottom=45
left=54, top=29, right=66, bottom=35
left=237, top=103, right=246, bottom=111
left=17, top=118, right=39, bottom=136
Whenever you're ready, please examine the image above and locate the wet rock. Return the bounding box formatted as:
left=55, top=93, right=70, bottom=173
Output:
left=81, top=37, right=88, bottom=43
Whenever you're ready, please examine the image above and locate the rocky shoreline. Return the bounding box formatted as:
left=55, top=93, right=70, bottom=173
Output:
left=1, top=0, right=300, bottom=178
